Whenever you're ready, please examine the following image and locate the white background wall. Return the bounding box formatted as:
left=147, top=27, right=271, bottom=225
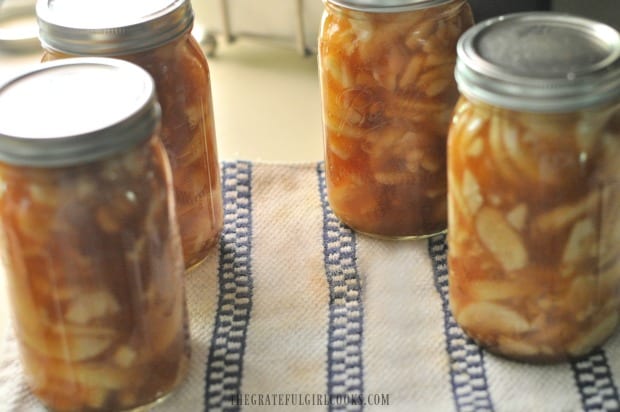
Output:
left=192, top=0, right=323, bottom=53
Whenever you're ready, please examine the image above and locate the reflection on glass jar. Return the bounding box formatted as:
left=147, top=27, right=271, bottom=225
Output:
left=448, top=13, right=620, bottom=362
left=37, top=0, right=223, bottom=269
left=318, top=0, right=474, bottom=238
left=0, top=58, right=189, bottom=411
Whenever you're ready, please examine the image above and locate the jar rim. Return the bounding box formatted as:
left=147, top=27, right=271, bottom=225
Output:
left=323, top=0, right=456, bottom=13
left=36, top=0, right=193, bottom=55
left=455, top=12, right=620, bottom=112
left=0, top=58, right=160, bottom=167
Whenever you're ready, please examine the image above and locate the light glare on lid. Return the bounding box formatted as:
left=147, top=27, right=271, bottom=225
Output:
left=36, top=0, right=193, bottom=55
left=0, top=64, right=148, bottom=139
left=0, top=58, right=160, bottom=167
left=46, top=0, right=176, bottom=27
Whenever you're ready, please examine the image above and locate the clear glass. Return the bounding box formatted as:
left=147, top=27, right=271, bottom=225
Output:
left=318, top=0, right=473, bottom=238
left=447, top=95, right=620, bottom=362
left=0, top=135, right=190, bottom=411
left=42, top=31, right=224, bottom=270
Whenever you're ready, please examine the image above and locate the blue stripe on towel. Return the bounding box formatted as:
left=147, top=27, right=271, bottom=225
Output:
left=571, top=349, right=620, bottom=412
left=317, top=162, right=365, bottom=412
left=205, top=161, right=254, bottom=412
left=428, top=235, right=494, bottom=412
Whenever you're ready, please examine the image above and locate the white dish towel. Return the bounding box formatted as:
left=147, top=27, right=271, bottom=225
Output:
left=1, top=161, right=619, bottom=411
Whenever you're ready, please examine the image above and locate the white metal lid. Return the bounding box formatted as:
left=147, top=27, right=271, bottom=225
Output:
left=36, top=0, right=194, bottom=55
left=0, top=58, right=160, bottom=167
left=455, top=12, right=620, bottom=112
left=324, top=0, right=454, bottom=13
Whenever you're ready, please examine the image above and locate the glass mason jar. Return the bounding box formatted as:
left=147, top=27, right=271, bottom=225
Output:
left=36, top=0, right=223, bottom=269
left=0, top=58, right=189, bottom=411
left=448, top=13, right=620, bottom=362
left=318, top=0, right=473, bottom=238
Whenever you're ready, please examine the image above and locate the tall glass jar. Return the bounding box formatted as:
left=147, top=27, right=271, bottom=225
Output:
left=448, top=13, right=620, bottom=362
left=36, top=0, right=223, bottom=269
left=318, top=0, right=473, bottom=238
left=0, top=58, right=189, bottom=411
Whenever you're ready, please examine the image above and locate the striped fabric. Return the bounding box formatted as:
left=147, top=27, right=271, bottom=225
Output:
left=1, top=161, right=619, bottom=412
left=205, top=161, right=254, bottom=410
left=429, top=236, right=493, bottom=412
left=318, top=163, right=365, bottom=412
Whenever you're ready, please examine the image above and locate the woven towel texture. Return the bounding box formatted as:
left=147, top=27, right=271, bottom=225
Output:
left=1, top=161, right=619, bottom=412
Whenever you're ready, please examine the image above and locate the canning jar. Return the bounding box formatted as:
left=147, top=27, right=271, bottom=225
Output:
left=318, top=0, right=473, bottom=238
left=0, top=58, right=189, bottom=411
left=448, top=13, right=620, bottom=362
left=36, top=0, right=223, bottom=269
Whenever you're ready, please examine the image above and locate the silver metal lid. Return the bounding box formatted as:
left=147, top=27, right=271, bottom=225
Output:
left=455, top=12, right=620, bottom=112
left=324, top=0, right=454, bottom=13
left=0, top=58, right=160, bottom=167
left=36, top=0, right=194, bottom=55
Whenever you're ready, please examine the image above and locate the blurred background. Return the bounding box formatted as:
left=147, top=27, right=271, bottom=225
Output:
left=0, top=0, right=619, bottom=163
